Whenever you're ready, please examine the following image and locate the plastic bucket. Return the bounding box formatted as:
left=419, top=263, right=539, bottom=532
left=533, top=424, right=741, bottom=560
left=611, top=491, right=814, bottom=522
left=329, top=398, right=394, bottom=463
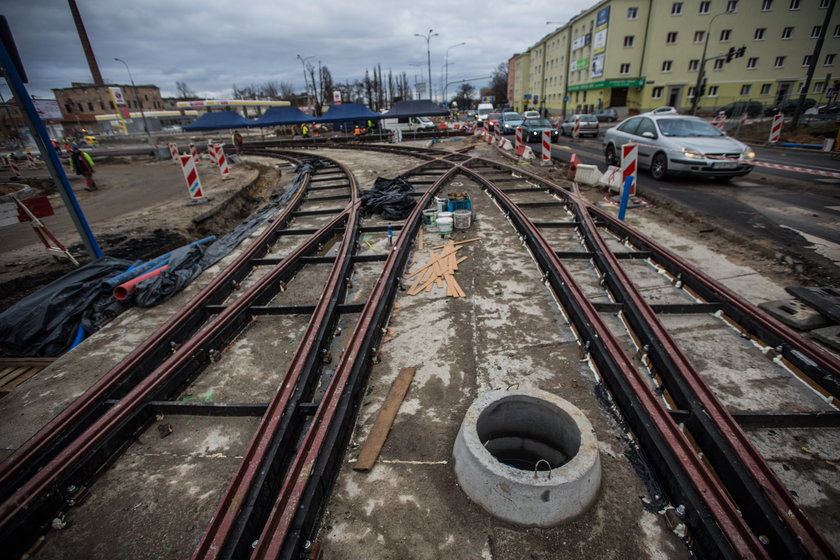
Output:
left=437, top=211, right=452, bottom=222
left=435, top=196, right=449, bottom=213
left=437, top=216, right=454, bottom=234
left=453, top=210, right=472, bottom=229
left=422, top=209, right=437, bottom=225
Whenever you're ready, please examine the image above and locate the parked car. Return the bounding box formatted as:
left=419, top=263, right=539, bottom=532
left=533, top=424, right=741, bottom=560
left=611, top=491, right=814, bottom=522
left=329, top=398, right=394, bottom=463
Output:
left=716, top=101, right=763, bottom=118
left=558, top=114, right=599, bottom=137
left=520, top=117, right=559, bottom=143
left=498, top=111, right=525, bottom=135
left=602, top=113, right=755, bottom=180
left=764, top=98, right=816, bottom=116
left=522, top=110, right=540, bottom=119
left=381, top=116, right=435, bottom=133
left=485, top=112, right=502, bottom=131
left=649, top=106, right=679, bottom=114
left=593, top=108, right=618, bottom=122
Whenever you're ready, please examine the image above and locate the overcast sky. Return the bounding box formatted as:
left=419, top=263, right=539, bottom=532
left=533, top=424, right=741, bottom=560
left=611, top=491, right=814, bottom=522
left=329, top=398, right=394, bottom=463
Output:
left=1, top=0, right=592, bottom=103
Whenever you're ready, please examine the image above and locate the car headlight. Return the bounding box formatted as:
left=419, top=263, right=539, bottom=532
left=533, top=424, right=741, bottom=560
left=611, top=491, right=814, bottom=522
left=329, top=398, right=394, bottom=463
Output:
left=742, top=147, right=756, bottom=160
left=682, top=147, right=704, bottom=160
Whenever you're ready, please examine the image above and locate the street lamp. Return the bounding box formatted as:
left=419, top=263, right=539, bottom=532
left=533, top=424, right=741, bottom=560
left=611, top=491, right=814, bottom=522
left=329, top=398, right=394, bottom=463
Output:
left=415, top=29, right=438, bottom=101
left=444, top=42, right=466, bottom=104
left=297, top=54, right=314, bottom=111
left=113, top=57, right=150, bottom=142
left=690, top=10, right=734, bottom=115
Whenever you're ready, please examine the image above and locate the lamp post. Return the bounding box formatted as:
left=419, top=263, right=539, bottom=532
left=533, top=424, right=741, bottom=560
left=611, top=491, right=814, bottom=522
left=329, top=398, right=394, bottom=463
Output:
left=415, top=29, right=438, bottom=101
left=297, top=54, right=314, bottom=111
left=114, top=57, right=150, bottom=142
left=690, top=10, right=733, bottom=115
left=444, top=42, right=466, bottom=105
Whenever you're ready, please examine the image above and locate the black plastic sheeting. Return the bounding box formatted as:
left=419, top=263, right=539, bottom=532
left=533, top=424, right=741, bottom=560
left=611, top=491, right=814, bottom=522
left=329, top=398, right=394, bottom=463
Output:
left=0, top=257, right=133, bottom=357
left=0, top=159, right=330, bottom=357
left=360, top=176, right=416, bottom=220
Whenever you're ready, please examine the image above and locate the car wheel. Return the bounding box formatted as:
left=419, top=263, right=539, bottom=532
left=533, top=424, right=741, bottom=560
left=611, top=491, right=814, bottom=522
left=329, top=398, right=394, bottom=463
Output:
left=650, top=153, right=668, bottom=180
left=604, top=144, right=619, bottom=167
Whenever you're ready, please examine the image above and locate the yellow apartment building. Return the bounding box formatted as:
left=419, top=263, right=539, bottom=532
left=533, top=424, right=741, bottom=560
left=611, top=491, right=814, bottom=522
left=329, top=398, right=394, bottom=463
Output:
left=511, top=0, right=840, bottom=117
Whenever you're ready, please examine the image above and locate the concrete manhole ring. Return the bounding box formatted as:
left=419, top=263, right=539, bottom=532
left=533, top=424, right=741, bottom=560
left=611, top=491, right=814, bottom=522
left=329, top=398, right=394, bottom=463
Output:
left=452, top=388, right=601, bottom=527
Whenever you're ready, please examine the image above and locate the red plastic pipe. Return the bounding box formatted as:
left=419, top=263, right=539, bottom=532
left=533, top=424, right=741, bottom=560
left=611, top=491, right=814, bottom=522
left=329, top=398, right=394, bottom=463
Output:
left=113, top=264, right=168, bottom=300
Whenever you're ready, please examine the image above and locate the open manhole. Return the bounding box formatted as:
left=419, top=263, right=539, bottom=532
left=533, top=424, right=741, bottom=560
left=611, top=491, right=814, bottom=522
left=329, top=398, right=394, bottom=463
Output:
left=453, top=389, right=601, bottom=527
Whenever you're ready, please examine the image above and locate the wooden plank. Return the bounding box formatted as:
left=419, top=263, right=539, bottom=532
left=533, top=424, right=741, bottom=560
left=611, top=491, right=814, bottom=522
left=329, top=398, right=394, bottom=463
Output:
left=430, top=237, right=481, bottom=250
left=353, top=367, right=416, bottom=472
left=418, top=228, right=424, bottom=251
left=0, top=357, right=55, bottom=368
left=6, top=367, right=41, bottom=389
left=403, top=246, right=458, bottom=279
left=0, top=367, right=29, bottom=387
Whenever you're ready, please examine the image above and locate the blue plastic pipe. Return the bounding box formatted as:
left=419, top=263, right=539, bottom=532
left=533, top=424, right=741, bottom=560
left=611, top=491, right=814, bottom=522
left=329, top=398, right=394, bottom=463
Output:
left=618, top=176, right=633, bottom=221
left=69, top=324, right=86, bottom=350
left=100, top=235, right=216, bottom=291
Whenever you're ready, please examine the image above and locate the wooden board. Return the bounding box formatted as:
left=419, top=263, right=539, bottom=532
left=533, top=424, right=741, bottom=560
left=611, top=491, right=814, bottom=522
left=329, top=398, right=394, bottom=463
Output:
left=353, top=366, right=416, bottom=472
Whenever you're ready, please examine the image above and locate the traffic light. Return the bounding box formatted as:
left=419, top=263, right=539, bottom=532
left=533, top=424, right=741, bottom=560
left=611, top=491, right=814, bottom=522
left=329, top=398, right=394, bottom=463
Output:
left=735, top=46, right=746, bottom=58
left=726, top=47, right=736, bottom=63
left=698, top=78, right=707, bottom=98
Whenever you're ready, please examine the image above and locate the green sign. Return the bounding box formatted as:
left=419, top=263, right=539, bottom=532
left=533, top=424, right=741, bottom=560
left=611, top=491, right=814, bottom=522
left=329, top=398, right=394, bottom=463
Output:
left=570, top=57, right=590, bottom=71
left=567, top=77, right=646, bottom=92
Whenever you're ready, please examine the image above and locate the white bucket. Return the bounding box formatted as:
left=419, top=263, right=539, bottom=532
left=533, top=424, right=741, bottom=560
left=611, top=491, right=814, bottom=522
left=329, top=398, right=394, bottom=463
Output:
left=437, top=216, right=454, bottom=234
left=453, top=210, right=472, bottom=229
left=422, top=209, right=437, bottom=225
left=435, top=196, right=449, bottom=213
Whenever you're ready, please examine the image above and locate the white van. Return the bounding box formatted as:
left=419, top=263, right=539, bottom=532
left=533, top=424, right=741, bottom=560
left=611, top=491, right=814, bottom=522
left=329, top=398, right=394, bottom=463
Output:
left=381, top=116, right=435, bottom=132
left=476, top=103, right=494, bottom=122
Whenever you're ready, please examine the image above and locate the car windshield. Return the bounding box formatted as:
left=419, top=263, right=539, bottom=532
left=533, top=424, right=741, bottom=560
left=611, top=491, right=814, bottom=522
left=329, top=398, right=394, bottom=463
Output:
left=477, top=108, right=493, bottom=115
left=657, top=117, right=722, bottom=137
left=573, top=115, right=597, bottom=122
left=525, top=118, right=552, bottom=127
left=488, top=113, right=501, bottom=120
left=503, top=112, right=522, bottom=120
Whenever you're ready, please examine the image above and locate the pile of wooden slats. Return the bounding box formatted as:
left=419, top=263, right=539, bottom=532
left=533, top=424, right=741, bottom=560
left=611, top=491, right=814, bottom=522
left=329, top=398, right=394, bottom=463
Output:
left=404, top=238, right=479, bottom=298
left=0, top=357, right=54, bottom=399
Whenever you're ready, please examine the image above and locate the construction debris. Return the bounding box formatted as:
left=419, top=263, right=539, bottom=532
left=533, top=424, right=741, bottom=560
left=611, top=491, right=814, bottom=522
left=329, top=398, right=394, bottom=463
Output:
left=404, top=238, right=480, bottom=298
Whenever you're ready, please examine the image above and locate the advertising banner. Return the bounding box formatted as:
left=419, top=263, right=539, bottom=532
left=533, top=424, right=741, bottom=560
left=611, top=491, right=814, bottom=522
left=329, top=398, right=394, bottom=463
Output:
left=593, top=6, right=610, bottom=55
left=109, top=87, right=126, bottom=106
left=590, top=55, right=605, bottom=79
left=32, top=99, right=62, bottom=120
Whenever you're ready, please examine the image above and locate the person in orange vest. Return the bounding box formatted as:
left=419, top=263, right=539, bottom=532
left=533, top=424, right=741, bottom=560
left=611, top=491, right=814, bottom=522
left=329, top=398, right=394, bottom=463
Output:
left=69, top=145, right=97, bottom=191
left=354, top=123, right=362, bottom=136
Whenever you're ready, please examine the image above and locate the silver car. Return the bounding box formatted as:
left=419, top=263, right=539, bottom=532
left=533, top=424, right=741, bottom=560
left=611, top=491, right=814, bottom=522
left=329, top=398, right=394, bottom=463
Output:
left=603, top=113, right=756, bottom=180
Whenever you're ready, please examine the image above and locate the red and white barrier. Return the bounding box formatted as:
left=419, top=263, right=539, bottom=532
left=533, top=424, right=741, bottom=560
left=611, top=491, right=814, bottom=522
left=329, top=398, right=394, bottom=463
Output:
left=711, top=112, right=727, bottom=131
left=189, top=143, right=198, bottom=164
left=178, top=154, right=205, bottom=201
left=9, top=158, right=22, bottom=178
left=0, top=155, right=8, bottom=169
left=768, top=113, right=783, bottom=144
left=26, top=152, right=38, bottom=168
left=621, top=142, right=638, bottom=196
left=573, top=116, right=581, bottom=140
left=214, top=144, right=231, bottom=179
left=168, top=142, right=179, bottom=162
left=499, top=137, right=514, bottom=151
left=494, top=126, right=501, bottom=145
left=515, top=144, right=535, bottom=159
left=515, top=127, right=523, bottom=151
left=541, top=130, right=552, bottom=165
left=567, top=153, right=580, bottom=180
left=208, top=143, right=218, bottom=166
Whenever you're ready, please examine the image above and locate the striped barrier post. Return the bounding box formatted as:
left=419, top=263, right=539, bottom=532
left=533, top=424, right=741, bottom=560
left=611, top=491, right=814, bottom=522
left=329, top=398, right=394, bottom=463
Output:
left=168, top=143, right=179, bottom=162
left=9, top=158, right=22, bottom=178
left=494, top=125, right=501, bottom=144
left=26, top=153, right=38, bottom=168
left=178, top=154, right=205, bottom=201
left=621, top=142, right=638, bottom=197
left=215, top=144, right=231, bottom=179
left=541, top=130, right=552, bottom=165
left=208, top=143, right=218, bottom=166
left=768, top=113, right=783, bottom=144
left=573, top=116, right=581, bottom=140
left=0, top=155, right=8, bottom=169
left=189, top=143, right=198, bottom=164
left=515, top=127, right=523, bottom=151
left=712, top=111, right=727, bottom=131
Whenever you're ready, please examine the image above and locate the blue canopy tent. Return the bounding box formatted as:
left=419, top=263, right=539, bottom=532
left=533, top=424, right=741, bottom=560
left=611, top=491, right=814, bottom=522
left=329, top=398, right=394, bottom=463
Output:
left=253, top=107, right=315, bottom=127
left=182, top=111, right=255, bottom=131
left=381, top=100, right=448, bottom=118
left=316, top=103, right=382, bottom=134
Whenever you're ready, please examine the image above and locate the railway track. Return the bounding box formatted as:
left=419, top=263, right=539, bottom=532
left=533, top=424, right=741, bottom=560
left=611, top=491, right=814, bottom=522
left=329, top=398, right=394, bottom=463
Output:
left=1, top=142, right=837, bottom=559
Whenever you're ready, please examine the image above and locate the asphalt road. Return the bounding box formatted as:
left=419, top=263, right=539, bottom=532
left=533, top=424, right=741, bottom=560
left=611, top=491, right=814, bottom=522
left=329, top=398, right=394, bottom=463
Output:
left=533, top=134, right=840, bottom=268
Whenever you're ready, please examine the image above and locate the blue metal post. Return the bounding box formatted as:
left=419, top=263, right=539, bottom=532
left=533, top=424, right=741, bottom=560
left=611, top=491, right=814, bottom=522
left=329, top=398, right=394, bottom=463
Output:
left=617, top=176, right=633, bottom=221
left=0, top=39, right=103, bottom=259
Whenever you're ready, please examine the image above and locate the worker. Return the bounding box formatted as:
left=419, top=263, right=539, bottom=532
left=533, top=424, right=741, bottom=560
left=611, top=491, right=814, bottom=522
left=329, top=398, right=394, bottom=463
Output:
left=366, top=119, right=375, bottom=134
left=232, top=130, right=244, bottom=152
left=354, top=124, right=362, bottom=136
left=69, top=145, right=97, bottom=191
left=302, top=123, right=310, bottom=137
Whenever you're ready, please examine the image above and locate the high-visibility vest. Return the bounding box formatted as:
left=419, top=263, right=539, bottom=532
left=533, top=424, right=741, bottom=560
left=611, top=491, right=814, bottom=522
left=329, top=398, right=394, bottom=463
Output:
left=354, top=125, right=361, bottom=135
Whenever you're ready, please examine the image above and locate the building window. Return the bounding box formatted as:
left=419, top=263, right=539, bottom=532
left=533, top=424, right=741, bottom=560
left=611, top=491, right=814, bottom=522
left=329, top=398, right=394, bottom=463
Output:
left=688, top=59, right=699, bottom=71
left=774, top=56, right=785, bottom=68
left=620, top=63, right=631, bottom=74
left=760, top=83, right=772, bottom=95
left=64, top=103, right=73, bottom=113
left=99, top=101, right=105, bottom=110
left=754, top=28, right=766, bottom=40
left=652, top=86, right=664, bottom=99
left=708, top=86, right=719, bottom=97
left=811, top=26, right=822, bottom=39
left=798, top=83, right=806, bottom=94
left=627, top=7, right=638, bottom=19
left=814, top=82, right=825, bottom=93
left=761, top=0, right=773, bottom=10
left=87, top=102, right=93, bottom=111
left=781, top=27, right=793, bottom=39
left=77, top=103, right=83, bottom=112
left=820, top=0, right=829, bottom=7
left=727, top=0, right=738, bottom=12
left=694, top=30, right=705, bottom=43
left=747, top=57, right=758, bottom=69
left=699, top=1, right=710, bottom=14
left=672, top=2, right=682, bottom=15
left=720, top=29, right=732, bottom=42
left=688, top=86, right=696, bottom=98
left=624, top=35, right=635, bottom=47
left=835, top=25, right=840, bottom=37
left=666, top=32, right=678, bottom=44
left=740, top=84, right=751, bottom=96
left=803, top=55, right=812, bottom=66
left=789, top=0, right=800, bottom=9
left=825, top=54, right=836, bottom=65
left=713, top=59, right=725, bottom=70
left=662, top=60, right=673, bottom=72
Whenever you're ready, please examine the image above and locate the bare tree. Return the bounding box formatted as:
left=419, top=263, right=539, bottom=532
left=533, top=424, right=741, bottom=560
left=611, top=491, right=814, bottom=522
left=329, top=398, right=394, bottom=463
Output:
left=453, top=83, right=476, bottom=110
left=175, top=81, right=196, bottom=99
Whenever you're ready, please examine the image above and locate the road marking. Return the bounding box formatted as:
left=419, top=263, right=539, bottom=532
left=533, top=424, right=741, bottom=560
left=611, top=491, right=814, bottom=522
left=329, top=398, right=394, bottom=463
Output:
left=826, top=206, right=840, bottom=213
left=555, top=145, right=573, bottom=151
left=780, top=225, right=840, bottom=263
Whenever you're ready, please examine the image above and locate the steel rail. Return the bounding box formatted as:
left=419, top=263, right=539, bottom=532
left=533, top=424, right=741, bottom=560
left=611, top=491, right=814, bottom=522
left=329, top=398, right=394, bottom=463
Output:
left=0, top=156, right=359, bottom=557
left=0, top=151, right=313, bottom=503
left=459, top=161, right=767, bottom=559
left=250, top=165, right=461, bottom=560
left=191, top=157, right=456, bottom=559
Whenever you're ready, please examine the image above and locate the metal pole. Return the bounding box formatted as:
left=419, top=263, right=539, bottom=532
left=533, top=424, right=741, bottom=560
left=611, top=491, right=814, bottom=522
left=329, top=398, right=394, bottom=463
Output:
left=444, top=42, right=466, bottom=105
left=114, top=57, right=151, bottom=142
left=415, top=30, right=438, bottom=101
left=691, top=11, right=732, bottom=115
left=791, top=0, right=836, bottom=129
left=0, top=38, right=103, bottom=259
